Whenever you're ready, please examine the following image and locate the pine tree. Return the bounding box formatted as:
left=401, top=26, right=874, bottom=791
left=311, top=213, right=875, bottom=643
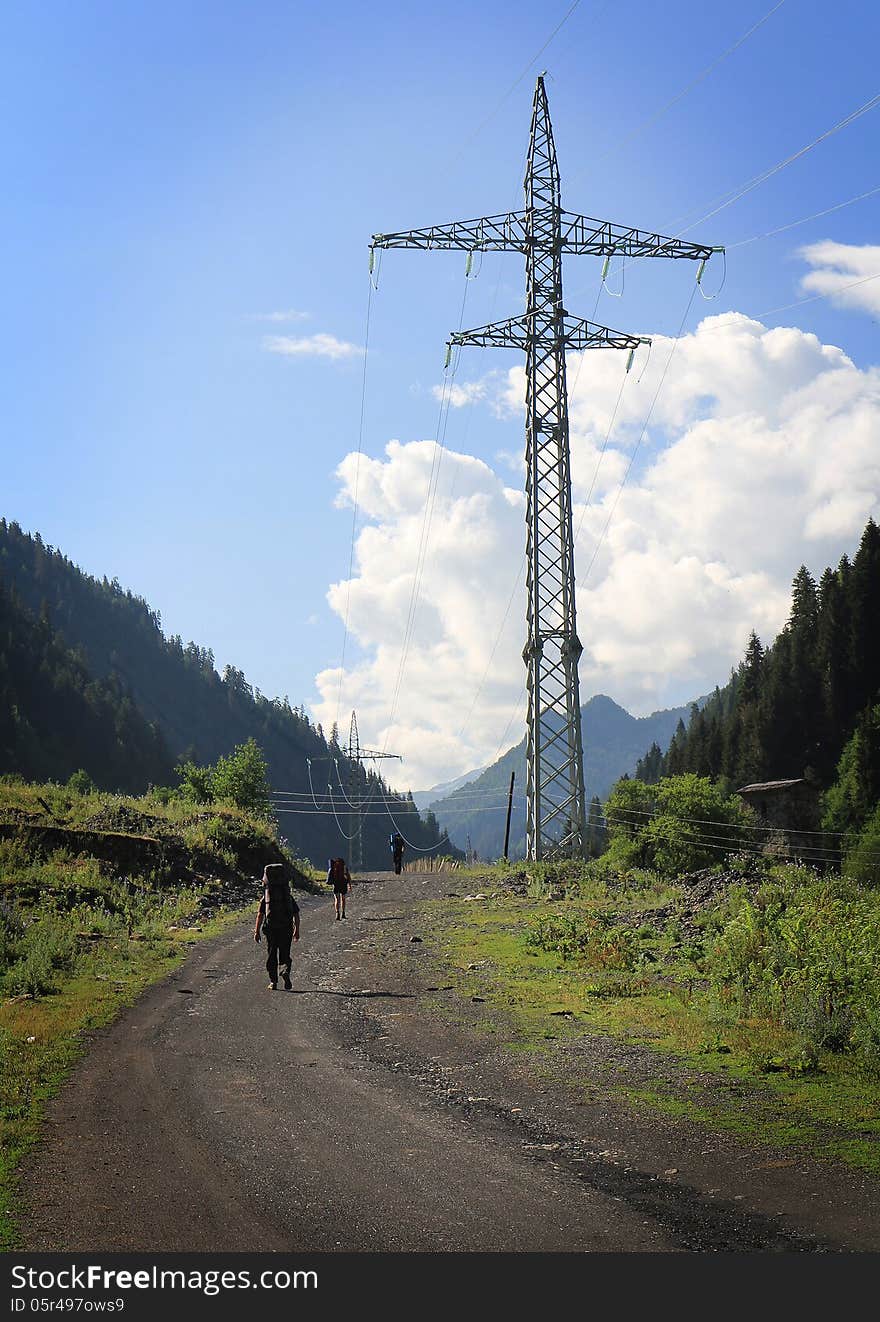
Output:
left=850, top=519, right=880, bottom=717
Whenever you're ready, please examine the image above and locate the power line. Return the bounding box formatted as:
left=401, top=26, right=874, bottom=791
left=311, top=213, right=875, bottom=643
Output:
left=675, top=89, right=880, bottom=240
left=753, top=270, right=880, bottom=320
left=579, top=282, right=698, bottom=588
left=728, top=183, right=880, bottom=248
left=335, top=278, right=374, bottom=729
left=381, top=277, right=471, bottom=751
left=441, top=0, right=592, bottom=173
left=593, top=1, right=788, bottom=167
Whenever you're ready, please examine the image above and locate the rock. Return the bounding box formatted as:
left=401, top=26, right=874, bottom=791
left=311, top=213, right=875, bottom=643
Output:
left=409, top=935, right=423, bottom=943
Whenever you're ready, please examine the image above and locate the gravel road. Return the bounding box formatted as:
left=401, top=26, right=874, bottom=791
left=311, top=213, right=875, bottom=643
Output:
left=18, top=872, right=880, bottom=1253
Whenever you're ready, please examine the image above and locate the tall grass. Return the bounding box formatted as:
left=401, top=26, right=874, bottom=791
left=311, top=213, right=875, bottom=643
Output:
left=707, top=869, right=880, bottom=1074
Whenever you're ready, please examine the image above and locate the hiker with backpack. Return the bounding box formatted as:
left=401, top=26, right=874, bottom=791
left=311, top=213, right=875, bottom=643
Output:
left=327, top=856, right=351, bottom=920
left=254, top=863, right=300, bottom=991
left=390, top=831, right=405, bottom=875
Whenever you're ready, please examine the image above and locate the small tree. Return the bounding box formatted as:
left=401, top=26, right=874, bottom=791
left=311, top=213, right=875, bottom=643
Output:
left=210, top=739, right=272, bottom=817
left=605, top=773, right=750, bottom=877
left=66, top=768, right=95, bottom=796
left=176, top=759, right=215, bottom=804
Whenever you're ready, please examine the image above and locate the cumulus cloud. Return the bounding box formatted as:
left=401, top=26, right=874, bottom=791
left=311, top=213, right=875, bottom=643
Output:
left=263, top=333, right=364, bottom=360
left=799, top=241, right=880, bottom=317
left=313, top=313, right=880, bottom=788
left=431, top=372, right=509, bottom=410
left=431, top=379, right=490, bottom=408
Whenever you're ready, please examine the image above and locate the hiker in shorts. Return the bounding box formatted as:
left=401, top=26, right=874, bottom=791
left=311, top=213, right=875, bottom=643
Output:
left=254, top=863, right=300, bottom=990
left=327, top=856, right=351, bottom=920
left=390, top=831, right=405, bottom=875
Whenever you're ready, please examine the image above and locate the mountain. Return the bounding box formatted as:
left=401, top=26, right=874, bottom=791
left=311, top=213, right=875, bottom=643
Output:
left=431, top=694, right=701, bottom=860
left=0, top=519, right=447, bottom=867
left=411, top=765, right=486, bottom=812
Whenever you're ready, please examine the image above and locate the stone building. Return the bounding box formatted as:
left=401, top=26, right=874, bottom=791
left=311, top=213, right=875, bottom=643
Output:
left=736, top=778, right=822, bottom=860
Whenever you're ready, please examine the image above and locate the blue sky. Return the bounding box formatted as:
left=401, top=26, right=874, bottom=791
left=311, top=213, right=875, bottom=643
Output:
left=3, top=1, right=879, bottom=787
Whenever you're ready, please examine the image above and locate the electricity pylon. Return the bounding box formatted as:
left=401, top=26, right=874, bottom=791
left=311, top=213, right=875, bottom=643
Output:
left=345, top=710, right=401, bottom=869
left=370, top=76, right=722, bottom=860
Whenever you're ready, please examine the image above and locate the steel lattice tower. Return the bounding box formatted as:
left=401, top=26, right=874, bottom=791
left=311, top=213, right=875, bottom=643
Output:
left=371, top=77, right=721, bottom=859
left=344, top=710, right=401, bottom=869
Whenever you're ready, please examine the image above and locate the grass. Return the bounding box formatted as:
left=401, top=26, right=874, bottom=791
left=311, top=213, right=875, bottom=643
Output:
left=0, top=907, right=245, bottom=1250
left=0, top=775, right=311, bottom=1250
left=409, top=865, right=880, bottom=1176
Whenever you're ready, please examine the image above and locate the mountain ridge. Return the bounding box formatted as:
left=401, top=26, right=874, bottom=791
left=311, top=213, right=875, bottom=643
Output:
left=431, top=692, right=705, bottom=859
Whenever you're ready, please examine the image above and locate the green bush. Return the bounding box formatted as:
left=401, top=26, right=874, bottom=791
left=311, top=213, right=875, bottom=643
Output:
left=526, top=913, right=638, bottom=971
left=843, top=802, right=880, bottom=886
left=706, top=872, right=880, bottom=1073
left=2, top=915, right=79, bottom=997
left=603, top=774, right=750, bottom=877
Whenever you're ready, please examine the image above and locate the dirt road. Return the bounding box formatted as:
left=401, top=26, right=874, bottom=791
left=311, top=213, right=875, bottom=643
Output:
left=19, top=872, right=880, bottom=1252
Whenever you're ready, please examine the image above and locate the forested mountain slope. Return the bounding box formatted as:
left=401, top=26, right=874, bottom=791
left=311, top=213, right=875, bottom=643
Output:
left=0, top=519, right=443, bottom=865
left=0, top=581, right=173, bottom=792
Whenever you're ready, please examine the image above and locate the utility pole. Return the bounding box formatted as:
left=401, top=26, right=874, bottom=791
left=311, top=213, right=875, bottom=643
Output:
left=344, top=710, right=402, bottom=870
left=503, top=770, right=516, bottom=861
left=371, top=76, right=721, bottom=860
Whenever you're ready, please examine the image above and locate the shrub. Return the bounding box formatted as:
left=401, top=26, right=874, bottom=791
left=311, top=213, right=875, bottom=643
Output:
left=526, top=913, right=638, bottom=971
left=603, top=774, right=750, bottom=877
left=706, top=874, right=880, bottom=1070
left=843, top=802, right=880, bottom=887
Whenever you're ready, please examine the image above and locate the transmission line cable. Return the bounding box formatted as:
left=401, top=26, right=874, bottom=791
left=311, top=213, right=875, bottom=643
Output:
left=440, top=0, right=594, bottom=174
left=382, top=275, right=471, bottom=750
left=753, top=270, right=880, bottom=320
left=728, top=183, right=880, bottom=248
left=327, top=783, right=360, bottom=842
left=335, top=277, right=374, bottom=729
left=674, top=89, right=880, bottom=240
left=378, top=785, right=453, bottom=852
left=592, top=1, right=788, bottom=168
left=571, top=359, right=631, bottom=554
left=306, top=758, right=330, bottom=811
left=580, top=282, right=698, bottom=588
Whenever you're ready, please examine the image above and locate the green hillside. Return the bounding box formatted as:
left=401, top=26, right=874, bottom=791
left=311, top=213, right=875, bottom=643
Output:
left=0, top=581, right=173, bottom=792
left=0, top=519, right=445, bottom=867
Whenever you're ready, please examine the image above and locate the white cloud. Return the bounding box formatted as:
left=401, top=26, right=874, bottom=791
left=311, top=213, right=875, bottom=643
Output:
left=431, top=379, right=490, bottom=408
left=799, top=241, right=880, bottom=317
left=248, top=309, right=310, bottom=323
left=313, top=313, right=880, bottom=788
left=263, top=333, right=364, bottom=360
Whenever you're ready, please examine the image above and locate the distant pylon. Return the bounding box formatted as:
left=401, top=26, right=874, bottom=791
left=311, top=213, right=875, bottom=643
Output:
left=345, top=711, right=401, bottom=869
left=371, top=77, right=722, bottom=859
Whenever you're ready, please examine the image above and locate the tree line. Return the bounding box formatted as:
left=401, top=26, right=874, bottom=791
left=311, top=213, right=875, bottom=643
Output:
left=627, top=517, right=880, bottom=878
left=636, top=518, right=880, bottom=793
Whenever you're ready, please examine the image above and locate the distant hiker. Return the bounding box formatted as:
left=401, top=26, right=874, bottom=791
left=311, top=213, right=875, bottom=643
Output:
left=328, top=856, right=351, bottom=920
left=390, top=831, right=405, bottom=875
left=254, top=863, right=300, bottom=991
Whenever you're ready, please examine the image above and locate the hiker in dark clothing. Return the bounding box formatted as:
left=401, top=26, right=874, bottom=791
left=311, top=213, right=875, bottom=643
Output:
left=327, top=857, right=351, bottom=920
left=390, top=831, right=405, bottom=875
left=254, top=863, right=300, bottom=990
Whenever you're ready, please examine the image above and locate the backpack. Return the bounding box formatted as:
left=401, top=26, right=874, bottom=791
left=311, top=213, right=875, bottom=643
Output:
left=263, top=877, right=293, bottom=931
left=330, top=857, right=347, bottom=886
